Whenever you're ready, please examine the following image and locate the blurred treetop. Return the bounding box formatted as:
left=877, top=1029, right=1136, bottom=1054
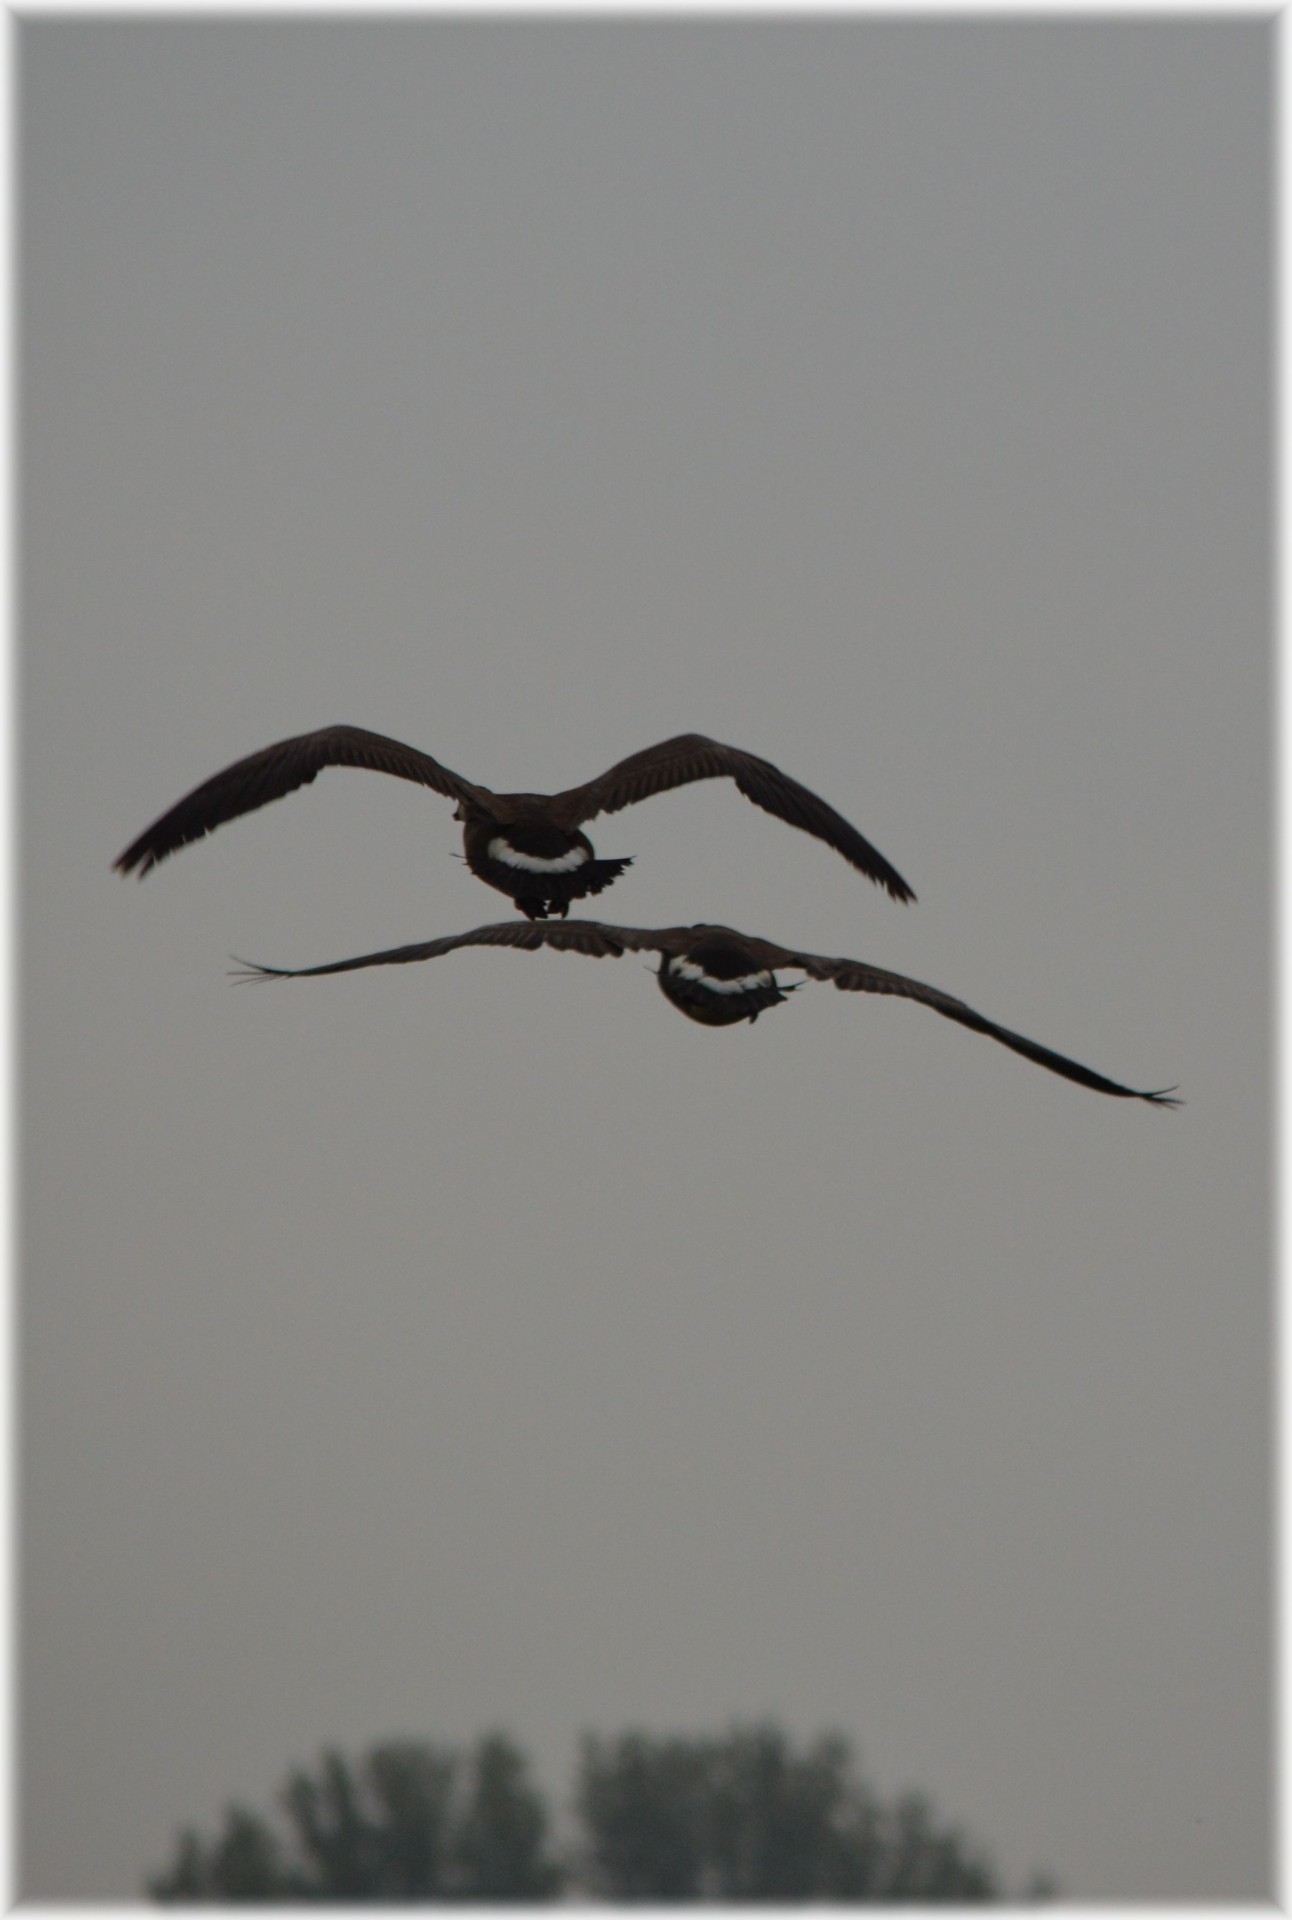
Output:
left=149, top=1721, right=1055, bottom=1902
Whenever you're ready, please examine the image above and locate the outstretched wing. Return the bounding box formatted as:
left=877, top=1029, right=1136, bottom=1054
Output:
left=782, top=949, right=1178, bottom=1105
left=551, top=734, right=915, bottom=904
left=230, top=917, right=682, bottom=980
left=115, top=726, right=489, bottom=876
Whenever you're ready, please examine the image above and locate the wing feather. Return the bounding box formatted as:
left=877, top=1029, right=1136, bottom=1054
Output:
left=553, top=734, right=915, bottom=903
left=783, top=951, right=1178, bottom=1104
left=115, top=726, right=487, bottom=876
left=229, top=917, right=687, bottom=980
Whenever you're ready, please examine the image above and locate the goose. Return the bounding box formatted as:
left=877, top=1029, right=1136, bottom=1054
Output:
left=114, top=728, right=913, bottom=920
left=232, top=918, right=1178, bottom=1106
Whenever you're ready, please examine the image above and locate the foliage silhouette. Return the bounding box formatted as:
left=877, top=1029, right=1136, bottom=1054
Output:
left=148, top=1732, right=557, bottom=1902
left=149, top=1721, right=1046, bottom=1902
left=575, top=1725, right=999, bottom=1900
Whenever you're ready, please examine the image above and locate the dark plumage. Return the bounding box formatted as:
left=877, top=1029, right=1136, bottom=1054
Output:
left=232, top=918, right=1179, bottom=1106
left=114, top=727, right=913, bottom=920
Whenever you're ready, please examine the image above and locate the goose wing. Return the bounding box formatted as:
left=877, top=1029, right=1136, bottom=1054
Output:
left=776, top=947, right=1178, bottom=1105
left=115, top=726, right=489, bottom=876
left=230, top=917, right=679, bottom=980
left=551, top=734, right=915, bottom=903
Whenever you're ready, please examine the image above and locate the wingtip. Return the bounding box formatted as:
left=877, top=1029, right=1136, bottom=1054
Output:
left=878, top=868, right=915, bottom=904
left=228, top=956, right=281, bottom=983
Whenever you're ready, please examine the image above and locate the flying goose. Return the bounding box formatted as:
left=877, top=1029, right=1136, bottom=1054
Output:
left=232, top=918, right=1178, bottom=1106
left=114, top=728, right=914, bottom=920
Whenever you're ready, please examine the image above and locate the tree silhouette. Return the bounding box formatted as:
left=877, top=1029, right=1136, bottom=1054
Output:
left=148, top=1732, right=559, bottom=1902
left=148, top=1721, right=1045, bottom=1902
left=576, top=1732, right=710, bottom=1898
left=363, top=1740, right=456, bottom=1896
left=454, top=1731, right=563, bottom=1900
left=576, top=1725, right=999, bottom=1900
left=150, top=1810, right=292, bottom=1902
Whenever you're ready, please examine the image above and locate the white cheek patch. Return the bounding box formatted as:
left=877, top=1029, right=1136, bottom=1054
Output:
left=669, top=957, right=775, bottom=995
left=487, top=837, right=590, bottom=875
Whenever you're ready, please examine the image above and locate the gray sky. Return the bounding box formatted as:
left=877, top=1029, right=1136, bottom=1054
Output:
left=22, top=17, right=1270, bottom=1901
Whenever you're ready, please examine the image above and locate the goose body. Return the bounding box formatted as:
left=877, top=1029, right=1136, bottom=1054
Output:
left=115, top=727, right=913, bottom=920
left=232, top=917, right=1178, bottom=1106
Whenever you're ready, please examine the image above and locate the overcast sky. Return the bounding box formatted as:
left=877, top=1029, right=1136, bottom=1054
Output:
left=21, top=16, right=1269, bottom=1901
